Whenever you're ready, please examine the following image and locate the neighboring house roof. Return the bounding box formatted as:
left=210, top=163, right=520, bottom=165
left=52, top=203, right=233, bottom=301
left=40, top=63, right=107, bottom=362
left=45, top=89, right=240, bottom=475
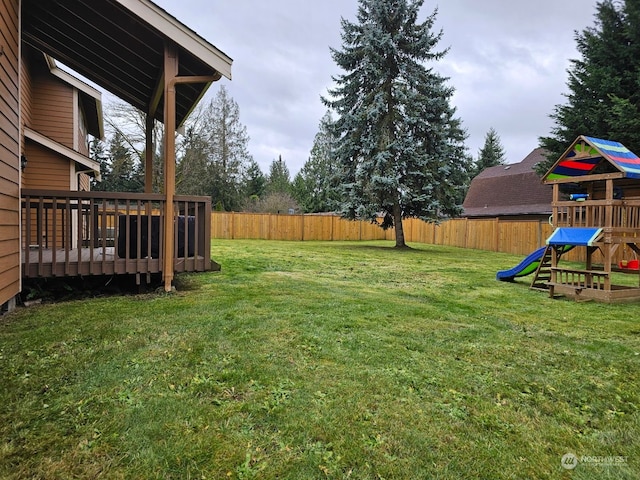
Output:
left=24, top=127, right=101, bottom=180
left=44, top=55, right=104, bottom=139
left=462, top=148, right=552, bottom=218
left=22, top=0, right=233, bottom=127
left=543, top=135, right=640, bottom=182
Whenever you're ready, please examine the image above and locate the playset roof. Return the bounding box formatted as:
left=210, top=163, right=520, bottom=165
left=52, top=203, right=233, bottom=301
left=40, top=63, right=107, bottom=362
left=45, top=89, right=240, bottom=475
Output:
left=543, top=135, right=640, bottom=183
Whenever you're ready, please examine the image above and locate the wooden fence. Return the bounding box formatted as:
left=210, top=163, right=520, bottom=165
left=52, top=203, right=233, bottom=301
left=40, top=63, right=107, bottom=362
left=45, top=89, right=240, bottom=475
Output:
left=210, top=212, right=637, bottom=264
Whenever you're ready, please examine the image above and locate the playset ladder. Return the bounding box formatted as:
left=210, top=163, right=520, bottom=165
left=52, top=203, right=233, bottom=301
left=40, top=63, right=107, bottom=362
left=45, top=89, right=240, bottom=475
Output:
left=530, top=245, right=554, bottom=291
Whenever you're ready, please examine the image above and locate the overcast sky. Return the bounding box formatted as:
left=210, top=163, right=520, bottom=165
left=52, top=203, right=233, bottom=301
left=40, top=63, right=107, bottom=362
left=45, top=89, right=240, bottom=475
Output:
left=153, top=0, right=598, bottom=175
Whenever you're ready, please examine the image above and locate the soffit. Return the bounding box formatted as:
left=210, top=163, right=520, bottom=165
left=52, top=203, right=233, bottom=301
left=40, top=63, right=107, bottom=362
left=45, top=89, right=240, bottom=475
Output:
left=22, top=0, right=232, bottom=126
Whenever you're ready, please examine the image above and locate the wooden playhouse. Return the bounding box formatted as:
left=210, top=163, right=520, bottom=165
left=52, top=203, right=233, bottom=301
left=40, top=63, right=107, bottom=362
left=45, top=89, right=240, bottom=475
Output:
left=533, top=135, right=640, bottom=302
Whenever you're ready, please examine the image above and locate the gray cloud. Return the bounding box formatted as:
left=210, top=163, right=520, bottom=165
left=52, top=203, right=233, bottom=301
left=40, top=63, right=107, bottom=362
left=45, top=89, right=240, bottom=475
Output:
left=155, top=0, right=598, bottom=174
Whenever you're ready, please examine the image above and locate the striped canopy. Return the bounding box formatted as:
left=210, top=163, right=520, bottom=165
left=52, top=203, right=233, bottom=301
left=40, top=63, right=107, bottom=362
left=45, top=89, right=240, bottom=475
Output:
left=544, top=136, right=640, bottom=181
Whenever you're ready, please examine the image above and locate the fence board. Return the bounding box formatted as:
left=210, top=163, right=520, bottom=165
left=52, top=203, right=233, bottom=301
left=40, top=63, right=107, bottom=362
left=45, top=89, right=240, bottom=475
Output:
left=332, top=217, right=361, bottom=241
left=466, top=219, right=498, bottom=251
left=210, top=213, right=635, bottom=264
left=303, top=215, right=333, bottom=241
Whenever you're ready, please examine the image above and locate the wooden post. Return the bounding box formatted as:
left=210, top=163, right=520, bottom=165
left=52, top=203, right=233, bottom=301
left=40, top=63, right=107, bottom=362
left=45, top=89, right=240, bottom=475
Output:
left=162, top=43, right=179, bottom=292
left=552, top=184, right=559, bottom=228
left=160, top=51, right=220, bottom=291
left=145, top=114, right=154, bottom=194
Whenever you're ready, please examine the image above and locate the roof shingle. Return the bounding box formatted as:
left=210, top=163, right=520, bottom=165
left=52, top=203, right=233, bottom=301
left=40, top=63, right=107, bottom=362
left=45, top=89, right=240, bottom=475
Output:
left=462, top=148, right=553, bottom=218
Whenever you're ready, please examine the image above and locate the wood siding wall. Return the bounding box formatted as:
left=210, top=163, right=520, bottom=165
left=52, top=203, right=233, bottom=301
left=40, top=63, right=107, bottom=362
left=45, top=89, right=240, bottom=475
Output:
left=21, top=143, right=71, bottom=248
left=30, top=67, right=74, bottom=148
left=0, top=0, right=21, bottom=306
left=210, top=213, right=634, bottom=265
left=78, top=172, right=90, bottom=191
left=22, top=141, right=71, bottom=190
left=19, top=46, right=31, bottom=152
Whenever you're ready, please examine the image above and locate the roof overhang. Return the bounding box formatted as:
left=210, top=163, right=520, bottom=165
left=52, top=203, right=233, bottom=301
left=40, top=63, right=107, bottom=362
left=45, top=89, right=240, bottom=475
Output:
left=24, top=127, right=102, bottom=180
left=22, top=0, right=233, bottom=127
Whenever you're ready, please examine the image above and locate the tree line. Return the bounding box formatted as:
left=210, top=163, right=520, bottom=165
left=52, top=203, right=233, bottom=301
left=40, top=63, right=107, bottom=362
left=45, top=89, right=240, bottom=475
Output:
left=92, top=0, right=637, bottom=247
left=92, top=87, right=300, bottom=214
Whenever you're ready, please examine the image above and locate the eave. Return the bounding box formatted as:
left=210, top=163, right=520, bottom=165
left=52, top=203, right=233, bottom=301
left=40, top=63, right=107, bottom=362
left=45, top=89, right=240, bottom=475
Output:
left=22, top=0, right=233, bottom=126
left=24, top=127, right=101, bottom=180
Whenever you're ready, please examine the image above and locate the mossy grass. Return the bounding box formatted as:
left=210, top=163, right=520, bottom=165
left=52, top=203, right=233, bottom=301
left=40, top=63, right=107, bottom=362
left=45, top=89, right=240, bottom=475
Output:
left=1, top=240, right=638, bottom=479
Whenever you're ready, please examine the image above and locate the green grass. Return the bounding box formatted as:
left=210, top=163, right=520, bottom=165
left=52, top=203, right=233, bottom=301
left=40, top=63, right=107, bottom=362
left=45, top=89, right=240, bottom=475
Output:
left=1, top=240, right=639, bottom=479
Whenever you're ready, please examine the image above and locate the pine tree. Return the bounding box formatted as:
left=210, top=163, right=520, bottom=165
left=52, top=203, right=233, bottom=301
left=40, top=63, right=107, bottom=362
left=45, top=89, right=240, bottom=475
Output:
left=101, top=100, right=164, bottom=193
left=538, top=0, right=640, bottom=174
left=176, top=124, right=210, bottom=196
left=89, top=137, right=108, bottom=190
left=202, top=86, right=253, bottom=211
left=243, top=158, right=267, bottom=201
left=292, top=111, right=340, bottom=213
left=96, top=131, right=142, bottom=192
left=324, top=0, right=471, bottom=247
left=473, top=127, right=505, bottom=178
left=265, top=155, right=291, bottom=195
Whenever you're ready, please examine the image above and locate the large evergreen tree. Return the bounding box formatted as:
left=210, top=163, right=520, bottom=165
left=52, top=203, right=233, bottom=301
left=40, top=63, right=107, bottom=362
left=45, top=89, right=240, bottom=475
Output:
left=472, top=127, right=505, bottom=178
left=110, top=101, right=164, bottom=191
left=265, top=155, right=291, bottom=195
left=324, top=0, right=471, bottom=247
left=94, top=131, right=143, bottom=192
left=242, top=158, right=267, bottom=201
left=292, top=111, right=340, bottom=213
left=89, top=137, right=108, bottom=190
left=538, top=0, right=640, bottom=174
left=202, top=86, right=253, bottom=211
left=176, top=123, right=210, bottom=196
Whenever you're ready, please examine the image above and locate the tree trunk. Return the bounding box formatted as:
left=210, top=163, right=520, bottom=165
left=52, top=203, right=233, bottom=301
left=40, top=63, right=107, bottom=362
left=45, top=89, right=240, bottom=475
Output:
left=393, top=201, right=407, bottom=248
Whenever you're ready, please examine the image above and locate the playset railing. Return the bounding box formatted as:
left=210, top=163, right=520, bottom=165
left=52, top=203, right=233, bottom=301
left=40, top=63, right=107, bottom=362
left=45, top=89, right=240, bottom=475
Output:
left=552, top=199, right=640, bottom=233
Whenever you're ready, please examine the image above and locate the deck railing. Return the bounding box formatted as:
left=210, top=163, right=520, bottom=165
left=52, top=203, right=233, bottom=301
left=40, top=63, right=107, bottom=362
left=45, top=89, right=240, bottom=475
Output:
left=21, top=189, right=211, bottom=280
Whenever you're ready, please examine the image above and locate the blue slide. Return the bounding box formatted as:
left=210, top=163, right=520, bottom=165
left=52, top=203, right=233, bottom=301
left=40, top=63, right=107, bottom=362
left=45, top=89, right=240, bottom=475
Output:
left=496, top=246, right=548, bottom=282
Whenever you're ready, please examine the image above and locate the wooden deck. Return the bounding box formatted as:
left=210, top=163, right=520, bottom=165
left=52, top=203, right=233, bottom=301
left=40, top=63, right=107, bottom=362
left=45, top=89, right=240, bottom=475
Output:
left=22, top=246, right=212, bottom=278
left=21, top=189, right=214, bottom=282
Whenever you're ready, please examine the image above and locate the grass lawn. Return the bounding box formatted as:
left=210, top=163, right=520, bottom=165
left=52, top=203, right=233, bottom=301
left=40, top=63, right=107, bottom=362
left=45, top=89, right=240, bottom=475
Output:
left=1, top=240, right=639, bottom=479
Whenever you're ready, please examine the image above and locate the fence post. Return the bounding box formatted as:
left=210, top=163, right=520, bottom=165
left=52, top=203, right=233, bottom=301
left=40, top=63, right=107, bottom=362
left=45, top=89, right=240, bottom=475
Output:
left=464, top=218, right=468, bottom=249
left=331, top=215, right=335, bottom=241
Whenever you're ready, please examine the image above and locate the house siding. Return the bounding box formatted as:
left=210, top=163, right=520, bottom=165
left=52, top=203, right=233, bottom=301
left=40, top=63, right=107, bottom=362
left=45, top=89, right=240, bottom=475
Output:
left=23, top=141, right=71, bottom=190
left=22, top=141, right=71, bottom=249
left=78, top=172, right=90, bottom=191
left=0, top=0, right=21, bottom=307
left=30, top=64, right=74, bottom=149
left=19, top=48, right=32, bottom=152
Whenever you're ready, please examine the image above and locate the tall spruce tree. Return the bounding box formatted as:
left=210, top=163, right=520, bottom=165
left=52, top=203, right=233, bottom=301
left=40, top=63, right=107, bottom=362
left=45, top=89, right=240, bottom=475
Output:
left=243, top=158, right=267, bottom=200
left=203, top=86, right=253, bottom=211
left=95, top=131, right=143, bottom=192
left=176, top=123, right=210, bottom=196
left=265, top=155, right=291, bottom=195
left=538, top=0, right=640, bottom=174
left=292, top=111, right=340, bottom=213
left=89, top=137, right=108, bottom=190
left=324, top=0, right=471, bottom=247
left=473, top=127, right=506, bottom=178
left=100, top=101, right=164, bottom=193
